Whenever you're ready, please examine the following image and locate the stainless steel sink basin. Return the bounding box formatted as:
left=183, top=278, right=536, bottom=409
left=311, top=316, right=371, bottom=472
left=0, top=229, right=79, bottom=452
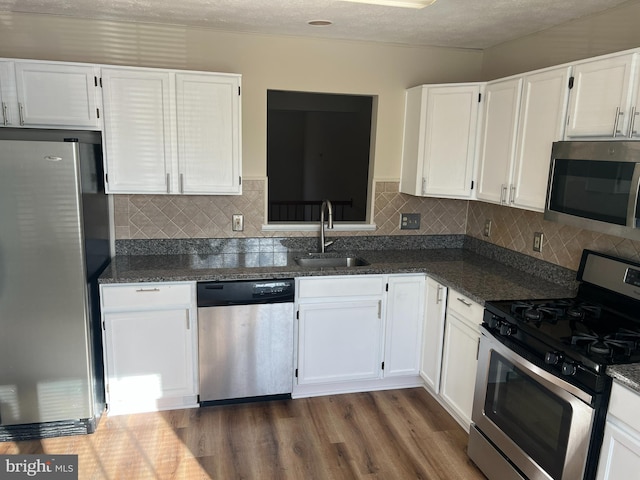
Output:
left=294, top=256, right=369, bottom=268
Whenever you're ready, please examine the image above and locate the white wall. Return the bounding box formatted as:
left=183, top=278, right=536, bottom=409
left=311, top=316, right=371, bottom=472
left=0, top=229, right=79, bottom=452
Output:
left=0, top=12, right=483, bottom=180
left=482, top=0, right=640, bottom=79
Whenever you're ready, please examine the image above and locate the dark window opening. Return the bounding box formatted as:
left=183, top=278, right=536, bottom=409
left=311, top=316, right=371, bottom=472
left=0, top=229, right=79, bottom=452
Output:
left=267, top=90, right=373, bottom=223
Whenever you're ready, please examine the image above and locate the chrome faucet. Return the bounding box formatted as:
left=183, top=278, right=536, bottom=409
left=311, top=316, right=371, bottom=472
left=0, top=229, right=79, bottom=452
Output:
left=320, top=199, right=334, bottom=253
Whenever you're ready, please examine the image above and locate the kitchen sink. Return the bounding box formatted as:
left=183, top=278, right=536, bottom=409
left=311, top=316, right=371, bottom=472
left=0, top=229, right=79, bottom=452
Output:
left=294, top=256, right=369, bottom=268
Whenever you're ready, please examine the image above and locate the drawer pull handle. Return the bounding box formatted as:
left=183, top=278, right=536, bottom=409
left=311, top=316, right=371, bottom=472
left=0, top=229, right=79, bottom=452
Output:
left=136, top=288, right=160, bottom=293
left=457, top=297, right=472, bottom=307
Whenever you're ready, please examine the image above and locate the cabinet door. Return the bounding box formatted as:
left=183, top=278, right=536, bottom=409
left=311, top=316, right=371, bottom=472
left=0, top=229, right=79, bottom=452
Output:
left=512, top=67, right=572, bottom=212
left=440, top=311, right=480, bottom=430
left=476, top=77, right=522, bottom=204
left=297, top=300, right=383, bottom=384
left=422, top=85, right=480, bottom=198
left=400, top=84, right=480, bottom=199
left=0, top=61, right=18, bottom=127
left=101, top=68, right=174, bottom=194
left=566, top=54, right=636, bottom=138
left=384, top=275, right=425, bottom=377
left=176, top=73, right=241, bottom=194
left=597, top=421, right=640, bottom=480
left=420, top=277, right=447, bottom=393
left=14, top=62, right=100, bottom=128
left=103, top=308, right=196, bottom=413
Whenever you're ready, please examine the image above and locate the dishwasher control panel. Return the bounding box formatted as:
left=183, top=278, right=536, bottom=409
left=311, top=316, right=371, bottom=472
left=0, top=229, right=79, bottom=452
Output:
left=197, top=279, right=295, bottom=307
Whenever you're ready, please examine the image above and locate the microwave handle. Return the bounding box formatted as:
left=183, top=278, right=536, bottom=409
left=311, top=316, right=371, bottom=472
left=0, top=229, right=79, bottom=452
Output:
left=628, top=163, right=640, bottom=228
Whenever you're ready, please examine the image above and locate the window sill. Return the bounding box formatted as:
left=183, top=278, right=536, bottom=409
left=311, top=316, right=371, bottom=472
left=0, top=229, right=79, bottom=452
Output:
left=261, top=223, right=377, bottom=232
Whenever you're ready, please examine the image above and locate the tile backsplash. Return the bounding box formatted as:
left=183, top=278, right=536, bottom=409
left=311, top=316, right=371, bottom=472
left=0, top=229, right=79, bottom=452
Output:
left=467, top=202, right=640, bottom=271
left=113, top=180, right=468, bottom=240
left=113, top=179, right=640, bottom=271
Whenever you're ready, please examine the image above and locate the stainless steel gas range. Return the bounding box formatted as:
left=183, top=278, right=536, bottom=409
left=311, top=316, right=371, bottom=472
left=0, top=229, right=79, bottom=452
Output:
left=468, top=250, right=640, bottom=480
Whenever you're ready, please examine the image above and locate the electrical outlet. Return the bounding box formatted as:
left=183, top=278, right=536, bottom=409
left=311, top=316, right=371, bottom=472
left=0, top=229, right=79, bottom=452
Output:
left=533, top=232, right=544, bottom=252
left=232, top=214, right=244, bottom=232
left=483, top=219, right=492, bottom=237
left=400, top=213, right=420, bottom=230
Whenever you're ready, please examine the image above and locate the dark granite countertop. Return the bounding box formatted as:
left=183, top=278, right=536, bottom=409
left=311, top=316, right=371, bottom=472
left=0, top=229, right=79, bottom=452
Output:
left=607, top=365, right=640, bottom=394
left=99, top=248, right=575, bottom=305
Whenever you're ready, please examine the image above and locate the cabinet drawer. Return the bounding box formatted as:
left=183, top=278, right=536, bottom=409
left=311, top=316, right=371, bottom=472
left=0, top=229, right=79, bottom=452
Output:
left=101, top=283, right=193, bottom=309
left=297, top=275, right=385, bottom=299
left=447, top=289, right=483, bottom=323
left=609, top=382, right=640, bottom=432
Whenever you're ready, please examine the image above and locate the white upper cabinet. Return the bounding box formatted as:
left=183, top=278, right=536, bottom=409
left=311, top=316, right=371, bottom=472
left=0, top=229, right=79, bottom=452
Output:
left=566, top=53, right=638, bottom=138
left=512, top=66, right=572, bottom=211
left=0, top=60, right=100, bottom=129
left=476, top=77, right=523, bottom=205
left=400, top=83, right=482, bottom=199
left=477, top=67, right=571, bottom=211
left=0, top=61, right=17, bottom=127
left=176, top=73, right=241, bottom=194
left=102, top=66, right=242, bottom=195
left=101, top=68, right=173, bottom=194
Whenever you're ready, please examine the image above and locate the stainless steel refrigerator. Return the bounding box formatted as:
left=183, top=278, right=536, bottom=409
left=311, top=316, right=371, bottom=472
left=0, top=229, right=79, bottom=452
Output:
left=0, top=129, right=110, bottom=441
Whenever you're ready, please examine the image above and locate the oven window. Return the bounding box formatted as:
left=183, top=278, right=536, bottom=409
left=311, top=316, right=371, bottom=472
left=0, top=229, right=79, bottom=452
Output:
left=549, top=159, right=634, bottom=225
left=485, top=352, right=572, bottom=480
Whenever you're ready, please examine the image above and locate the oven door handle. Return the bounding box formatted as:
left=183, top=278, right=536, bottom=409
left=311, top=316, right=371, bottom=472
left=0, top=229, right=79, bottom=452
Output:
left=478, top=328, right=595, bottom=406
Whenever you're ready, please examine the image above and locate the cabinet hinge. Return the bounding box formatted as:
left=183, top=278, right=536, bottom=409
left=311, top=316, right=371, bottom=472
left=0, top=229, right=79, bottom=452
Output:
left=478, top=93, right=482, bottom=102
left=381, top=362, right=385, bottom=370
left=471, top=180, right=474, bottom=190
left=568, top=76, right=574, bottom=89
left=295, top=368, right=298, bottom=378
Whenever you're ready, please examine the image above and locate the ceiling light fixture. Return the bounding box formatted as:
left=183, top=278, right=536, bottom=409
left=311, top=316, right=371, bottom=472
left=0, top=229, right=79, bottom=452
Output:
left=338, top=0, right=436, bottom=8
left=308, top=20, right=333, bottom=26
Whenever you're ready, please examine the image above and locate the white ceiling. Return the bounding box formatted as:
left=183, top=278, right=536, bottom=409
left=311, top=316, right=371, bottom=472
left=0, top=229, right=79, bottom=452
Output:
left=0, top=0, right=634, bottom=49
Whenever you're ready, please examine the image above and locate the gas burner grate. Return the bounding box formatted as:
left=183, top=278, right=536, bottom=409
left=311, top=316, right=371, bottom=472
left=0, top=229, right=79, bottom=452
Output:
left=571, top=331, right=637, bottom=358
left=510, top=302, right=564, bottom=324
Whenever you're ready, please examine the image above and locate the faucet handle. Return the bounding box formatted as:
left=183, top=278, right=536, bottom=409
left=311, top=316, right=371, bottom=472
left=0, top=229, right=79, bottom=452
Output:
left=324, top=240, right=335, bottom=249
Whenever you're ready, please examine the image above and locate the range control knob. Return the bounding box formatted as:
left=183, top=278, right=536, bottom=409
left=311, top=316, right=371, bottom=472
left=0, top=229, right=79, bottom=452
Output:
left=487, top=315, right=500, bottom=330
left=499, top=322, right=516, bottom=336
left=561, top=361, right=577, bottom=376
left=545, top=351, right=562, bottom=365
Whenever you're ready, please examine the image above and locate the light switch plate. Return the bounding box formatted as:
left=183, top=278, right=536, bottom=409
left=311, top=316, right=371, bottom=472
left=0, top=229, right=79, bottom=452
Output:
left=232, top=214, right=244, bottom=232
left=400, top=213, right=420, bottom=230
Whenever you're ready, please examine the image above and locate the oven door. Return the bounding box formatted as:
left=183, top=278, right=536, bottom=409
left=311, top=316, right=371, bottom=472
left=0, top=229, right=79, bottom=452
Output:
left=470, top=328, right=596, bottom=480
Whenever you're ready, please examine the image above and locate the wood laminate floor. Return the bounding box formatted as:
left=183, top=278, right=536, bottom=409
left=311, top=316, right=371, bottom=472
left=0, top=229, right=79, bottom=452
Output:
left=0, top=388, right=486, bottom=479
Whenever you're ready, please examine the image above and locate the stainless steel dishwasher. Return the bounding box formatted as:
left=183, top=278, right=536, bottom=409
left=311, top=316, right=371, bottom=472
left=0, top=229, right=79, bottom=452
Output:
left=197, top=279, right=295, bottom=405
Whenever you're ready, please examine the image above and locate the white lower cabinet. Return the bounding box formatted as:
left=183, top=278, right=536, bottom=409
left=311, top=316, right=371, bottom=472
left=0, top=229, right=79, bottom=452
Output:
left=297, top=300, right=383, bottom=384
left=439, top=289, right=483, bottom=431
left=293, top=274, right=425, bottom=397
left=420, top=277, right=447, bottom=393
left=100, top=282, right=198, bottom=415
left=597, top=382, right=640, bottom=480
left=384, top=274, right=426, bottom=377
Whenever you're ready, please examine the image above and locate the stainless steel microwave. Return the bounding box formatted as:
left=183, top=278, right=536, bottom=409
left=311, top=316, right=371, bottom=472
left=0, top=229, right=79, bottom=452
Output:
left=544, top=141, right=640, bottom=241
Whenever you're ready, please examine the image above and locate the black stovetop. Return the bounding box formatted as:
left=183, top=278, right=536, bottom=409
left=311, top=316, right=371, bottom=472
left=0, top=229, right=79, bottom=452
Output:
left=485, top=296, right=640, bottom=369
